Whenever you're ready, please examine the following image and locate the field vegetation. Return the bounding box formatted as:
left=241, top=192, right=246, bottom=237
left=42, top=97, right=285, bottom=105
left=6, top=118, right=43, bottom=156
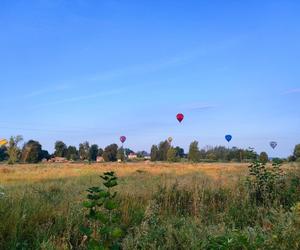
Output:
left=1, top=162, right=300, bottom=249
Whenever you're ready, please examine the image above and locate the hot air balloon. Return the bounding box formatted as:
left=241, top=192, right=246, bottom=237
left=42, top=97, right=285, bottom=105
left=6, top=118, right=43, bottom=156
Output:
left=120, top=136, right=126, bottom=144
left=168, top=137, right=173, bottom=144
left=225, top=135, right=232, bottom=142
left=176, top=113, right=184, bottom=123
left=0, top=139, right=7, bottom=147
left=270, top=141, right=277, bottom=149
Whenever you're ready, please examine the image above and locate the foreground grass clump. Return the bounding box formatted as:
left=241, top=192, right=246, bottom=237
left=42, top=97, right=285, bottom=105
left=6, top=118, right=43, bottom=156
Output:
left=0, top=163, right=300, bottom=249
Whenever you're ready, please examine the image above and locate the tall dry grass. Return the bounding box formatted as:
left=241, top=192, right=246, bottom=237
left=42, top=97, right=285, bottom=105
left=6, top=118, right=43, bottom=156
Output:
left=0, top=162, right=299, bottom=249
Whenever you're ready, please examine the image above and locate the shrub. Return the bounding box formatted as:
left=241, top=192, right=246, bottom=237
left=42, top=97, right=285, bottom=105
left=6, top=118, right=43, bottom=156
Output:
left=81, top=172, right=123, bottom=249
left=246, top=160, right=284, bottom=206
left=259, top=152, right=268, bottom=164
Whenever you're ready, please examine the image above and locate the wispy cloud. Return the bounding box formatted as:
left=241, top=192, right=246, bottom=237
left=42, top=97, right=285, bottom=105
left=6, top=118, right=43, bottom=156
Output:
left=88, top=50, right=205, bottom=82
left=88, top=36, right=244, bottom=83
left=182, top=102, right=217, bottom=111
left=24, top=85, right=70, bottom=98
left=283, top=88, right=300, bottom=94
left=37, top=87, right=124, bottom=107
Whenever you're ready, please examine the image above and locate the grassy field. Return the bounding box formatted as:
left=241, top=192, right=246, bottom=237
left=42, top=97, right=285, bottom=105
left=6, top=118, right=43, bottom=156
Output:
left=1, top=162, right=300, bottom=249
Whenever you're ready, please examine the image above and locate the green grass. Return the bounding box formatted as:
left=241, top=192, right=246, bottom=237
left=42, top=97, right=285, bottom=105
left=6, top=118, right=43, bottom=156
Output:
left=1, top=166, right=300, bottom=249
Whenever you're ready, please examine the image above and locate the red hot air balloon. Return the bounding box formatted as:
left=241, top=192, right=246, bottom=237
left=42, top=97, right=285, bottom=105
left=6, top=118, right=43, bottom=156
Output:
left=120, top=136, right=126, bottom=144
left=176, top=113, right=184, bottom=123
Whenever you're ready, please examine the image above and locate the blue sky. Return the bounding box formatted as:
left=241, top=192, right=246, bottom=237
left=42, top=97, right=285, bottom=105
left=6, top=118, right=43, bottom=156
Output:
left=0, top=0, right=299, bottom=157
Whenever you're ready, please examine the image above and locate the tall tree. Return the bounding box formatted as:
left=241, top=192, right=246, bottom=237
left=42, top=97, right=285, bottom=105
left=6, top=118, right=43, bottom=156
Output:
left=41, top=150, right=50, bottom=160
left=98, top=148, right=104, bottom=157
left=0, top=146, right=8, bottom=162
left=7, top=135, right=23, bottom=164
left=66, top=146, right=79, bottom=161
left=79, top=141, right=90, bottom=160
left=158, top=140, right=170, bottom=161
left=174, top=146, right=185, bottom=158
left=150, top=145, right=159, bottom=161
left=89, top=144, right=99, bottom=161
left=22, top=140, right=43, bottom=163
left=117, top=147, right=125, bottom=162
left=136, top=151, right=148, bottom=158
left=103, top=144, right=118, bottom=162
left=294, top=144, right=300, bottom=160
left=167, top=147, right=178, bottom=162
left=54, top=141, right=67, bottom=157
left=188, top=141, right=200, bottom=162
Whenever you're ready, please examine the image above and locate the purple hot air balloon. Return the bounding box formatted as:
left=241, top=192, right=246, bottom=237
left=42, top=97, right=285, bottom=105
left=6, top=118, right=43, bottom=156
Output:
left=120, top=136, right=126, bottom=144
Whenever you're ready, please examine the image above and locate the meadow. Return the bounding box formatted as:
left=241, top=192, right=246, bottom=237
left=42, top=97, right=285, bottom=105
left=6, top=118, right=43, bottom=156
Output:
left=1, top=162, right=300, bottom=249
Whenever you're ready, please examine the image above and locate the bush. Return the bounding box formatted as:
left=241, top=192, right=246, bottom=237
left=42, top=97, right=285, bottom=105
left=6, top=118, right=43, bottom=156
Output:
left=246, top=160, right=285, bottom=205
left=81, top=172, right=123, bottom=249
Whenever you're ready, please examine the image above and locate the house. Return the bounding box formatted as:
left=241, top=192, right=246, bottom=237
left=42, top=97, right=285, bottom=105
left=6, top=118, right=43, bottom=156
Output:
left=128, top=153, right=138, bottom=160
left=96, top=156, right=104, bottom=162
left=48, top=157, right=68, bottom=163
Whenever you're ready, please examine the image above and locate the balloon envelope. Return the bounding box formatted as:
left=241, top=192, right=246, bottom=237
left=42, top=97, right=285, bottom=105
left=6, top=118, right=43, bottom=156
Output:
left=225, top=135, right=232, bottom=142
left=0, top=139, right=7, bottom=146
left=176, top=113, right=184, bottom=123
left=168, top=137, right=173, bottom=143
left=270, top=141, right=277, bottom=149
left=120, top=136, right=126, bottom=144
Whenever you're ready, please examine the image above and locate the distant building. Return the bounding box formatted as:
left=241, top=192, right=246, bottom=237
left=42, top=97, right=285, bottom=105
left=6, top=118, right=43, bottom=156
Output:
left=96, top=156, right=104, bottom=162
left=128, top=153, right=138, bottom=160
left=48, top=157, right=68, bottom=163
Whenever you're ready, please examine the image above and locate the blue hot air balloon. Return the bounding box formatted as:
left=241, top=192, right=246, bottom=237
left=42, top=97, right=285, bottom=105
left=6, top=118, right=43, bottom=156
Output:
left=225, top=135, right=232, bottom=142
left=270, top=141, right=277, bottom=149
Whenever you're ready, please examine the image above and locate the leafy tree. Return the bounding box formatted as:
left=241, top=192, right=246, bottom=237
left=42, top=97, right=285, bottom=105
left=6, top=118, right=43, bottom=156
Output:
left=188, top=141, right=200, bottom=162
left=0, top=146, right=8, bottom=162
left=158, top=140, right=170, bottom=161
left=54, top=141, right=67, bottom=157
left=41, top=150, right=50, bottom=160
left=79, top=141, right=90, bottom=160
left=21, top=140, right=43, bottom=163
left=136, top=151, right=148, bottom=158
left=174, top=146, right=185, bottom=158
left=199, top=149, right=206, bottom=159
left=103, top=144, right=118, bottom=162
left=150, top=145, right=159, bottom=161
left=7, top=135, right=23, bottom=164
left=294, top=144, right=300, bottom=160
left=89, top=144, right=99, bottom=161
left=117, top=147, right=125, bottom=162
left=98, top=148, right=104, bottom=156
left=288, top=155, right=296, bottom=162
left=167, top=147, right=178, bottom=162
left=259, top=152, right=269, bottom=164
left=206, top=146, right=228, bottom=161
left=244, top=148, right=258, bottom=161
left=66, top=146, right=79, bottom=161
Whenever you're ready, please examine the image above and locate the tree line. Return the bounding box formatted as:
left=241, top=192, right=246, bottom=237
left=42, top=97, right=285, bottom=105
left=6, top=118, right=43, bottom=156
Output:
left=0, top=135, right=300, bottom=164
left=150, top=140, right=300, bottom=163
left=0, top=136, right=132, bottom=164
